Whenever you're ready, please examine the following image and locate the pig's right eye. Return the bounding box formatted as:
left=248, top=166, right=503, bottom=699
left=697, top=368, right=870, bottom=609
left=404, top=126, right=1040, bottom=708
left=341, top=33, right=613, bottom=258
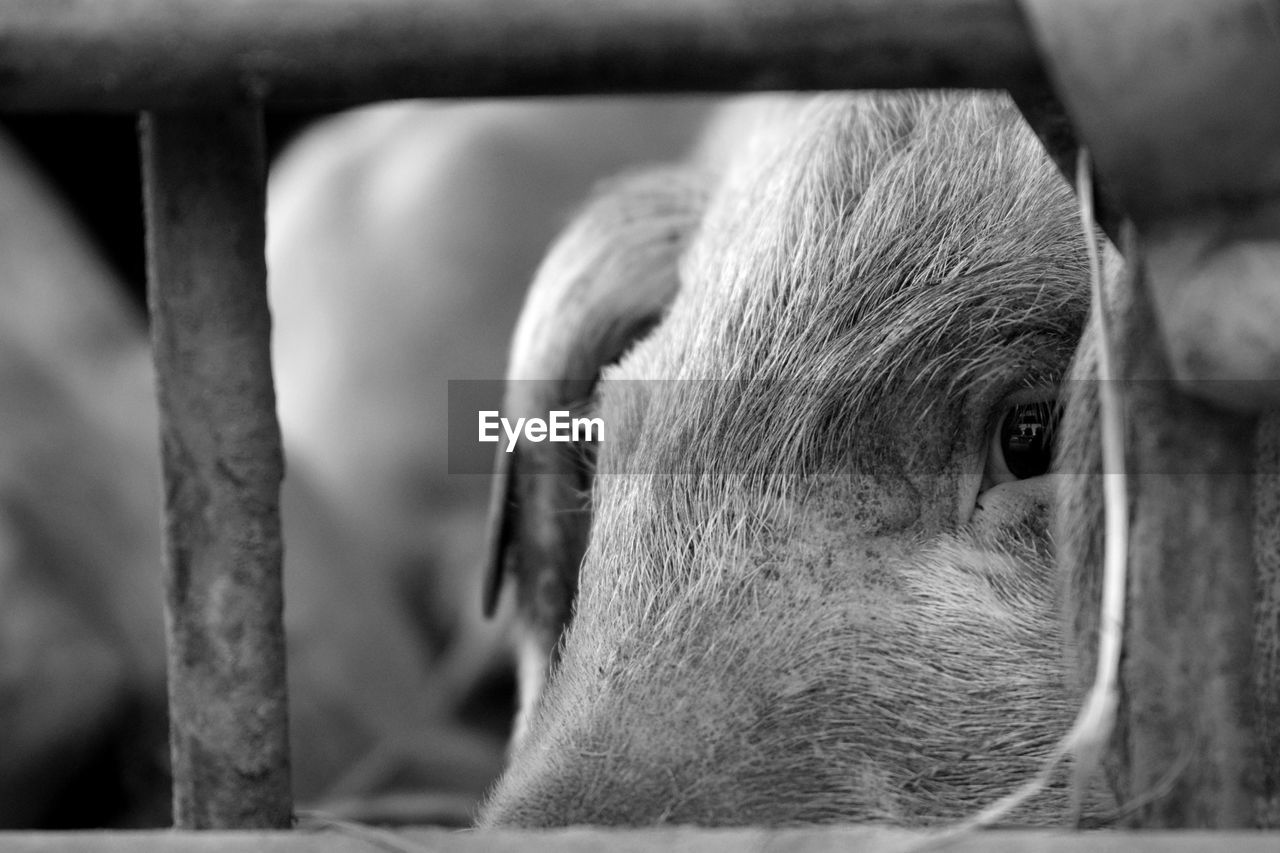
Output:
left=983, top=397, right=1060, bottom=488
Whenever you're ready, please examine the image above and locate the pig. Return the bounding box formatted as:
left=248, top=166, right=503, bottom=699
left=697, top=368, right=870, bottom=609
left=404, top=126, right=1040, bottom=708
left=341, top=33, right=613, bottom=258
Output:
left=480, top=91, right=1109, bottom=826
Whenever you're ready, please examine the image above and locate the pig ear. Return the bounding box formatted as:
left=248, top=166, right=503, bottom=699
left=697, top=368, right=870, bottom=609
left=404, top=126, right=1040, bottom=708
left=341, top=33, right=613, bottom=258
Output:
left=481, top=167, right=707, bottom=659
left=481, top=443, right=517, bottom=617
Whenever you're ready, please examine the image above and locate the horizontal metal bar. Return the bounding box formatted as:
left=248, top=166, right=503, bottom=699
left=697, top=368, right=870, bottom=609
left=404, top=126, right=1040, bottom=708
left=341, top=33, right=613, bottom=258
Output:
left=3, top=828, right=1280, bottom=852
left=0, top=0, right=1044, bottom=111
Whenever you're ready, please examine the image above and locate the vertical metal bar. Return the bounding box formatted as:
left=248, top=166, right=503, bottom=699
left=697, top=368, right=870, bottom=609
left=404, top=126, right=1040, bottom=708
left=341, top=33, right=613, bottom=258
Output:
left=141, top=107, right=293, bottom=829
left=1116, top=229, right=1260, bottom=826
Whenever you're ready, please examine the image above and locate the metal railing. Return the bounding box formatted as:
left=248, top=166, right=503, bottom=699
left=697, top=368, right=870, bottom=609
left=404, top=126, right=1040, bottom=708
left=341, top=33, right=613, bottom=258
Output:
left=1, top=0, right=1277, bottom=840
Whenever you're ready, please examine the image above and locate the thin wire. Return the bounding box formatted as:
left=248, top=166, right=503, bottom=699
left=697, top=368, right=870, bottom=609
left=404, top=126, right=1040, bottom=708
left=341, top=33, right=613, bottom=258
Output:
left=1070, top=147, right=1130, bottom=820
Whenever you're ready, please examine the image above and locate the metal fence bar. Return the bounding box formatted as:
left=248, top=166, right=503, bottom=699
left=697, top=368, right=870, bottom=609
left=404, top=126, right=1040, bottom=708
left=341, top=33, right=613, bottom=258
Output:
left=4, top=828, right=1280, bottom=853
left=141, top=107, right=293, bottom=829
left=1019, top=1, right=1280, bottom=825
left=0, top=0, right=1044, bottom=110
left=1114, top=232, right=1261, bottom=826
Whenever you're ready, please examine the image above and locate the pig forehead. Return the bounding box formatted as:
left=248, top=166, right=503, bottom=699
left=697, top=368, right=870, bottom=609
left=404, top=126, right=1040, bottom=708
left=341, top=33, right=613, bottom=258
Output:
left=605, top=94, right=1088, bottom=381
left=598, top=283, right=1080, bottom=489
left=598, top=95, right=1087, bottom=491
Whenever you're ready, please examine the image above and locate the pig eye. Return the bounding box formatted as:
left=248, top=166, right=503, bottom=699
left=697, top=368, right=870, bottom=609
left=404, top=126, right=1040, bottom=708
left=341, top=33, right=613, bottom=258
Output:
left=984, top=398, right=1060, bottom=486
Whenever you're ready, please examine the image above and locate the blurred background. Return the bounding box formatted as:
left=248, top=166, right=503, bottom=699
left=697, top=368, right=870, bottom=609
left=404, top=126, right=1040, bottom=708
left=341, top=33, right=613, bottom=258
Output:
left=0, top=98, right=711, bottom=828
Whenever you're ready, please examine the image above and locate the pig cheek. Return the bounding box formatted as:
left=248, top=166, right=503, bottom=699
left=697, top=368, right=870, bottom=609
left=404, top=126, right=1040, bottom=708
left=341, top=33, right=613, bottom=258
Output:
left=970, top=477, right=1055, bottom=537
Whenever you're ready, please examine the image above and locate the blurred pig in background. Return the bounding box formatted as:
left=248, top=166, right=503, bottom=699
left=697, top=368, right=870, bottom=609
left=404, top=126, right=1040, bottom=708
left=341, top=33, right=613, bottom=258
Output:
left=0, top=126, right=168, bottom=828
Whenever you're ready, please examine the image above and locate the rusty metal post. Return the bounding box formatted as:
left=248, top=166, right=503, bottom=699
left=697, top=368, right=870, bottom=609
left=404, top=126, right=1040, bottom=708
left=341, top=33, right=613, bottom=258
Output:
left=1113, top=230, right=1261, bottom=826
left=141, top=107, right=293, bottom=829
left=1019, top=0, right=1280, bottom=825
